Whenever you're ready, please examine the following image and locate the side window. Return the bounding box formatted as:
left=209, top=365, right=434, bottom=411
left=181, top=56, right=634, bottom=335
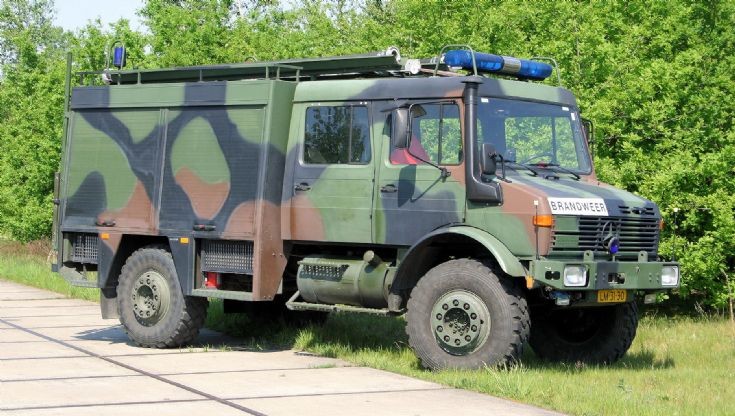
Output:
left=390, top=103, right=462, bottom=165
left=304, top=105, right=370, bottom=165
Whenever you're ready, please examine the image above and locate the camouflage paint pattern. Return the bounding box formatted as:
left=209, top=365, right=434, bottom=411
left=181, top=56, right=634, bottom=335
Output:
left=56, top=71, right=675, bottom=303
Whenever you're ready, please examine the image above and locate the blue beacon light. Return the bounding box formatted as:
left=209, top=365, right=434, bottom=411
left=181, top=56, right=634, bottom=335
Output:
left=443, top=50, right=553, bottom=80
left=606, top=236, right=620, bottom=255
left=112, top=46, right=126, bottom=69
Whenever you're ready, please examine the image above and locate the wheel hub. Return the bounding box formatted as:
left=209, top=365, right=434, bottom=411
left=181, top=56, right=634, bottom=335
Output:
left=131, top=270, right=170, bottom=326
left=431, top=290, right=491, bottom=356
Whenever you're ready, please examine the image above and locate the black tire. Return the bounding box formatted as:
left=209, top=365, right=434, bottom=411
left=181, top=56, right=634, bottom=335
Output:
left=117, top=246, right=208, bottom=348
left=529, top=302, right=638, bottom=364
left=405, top=259, right=529, bottom=370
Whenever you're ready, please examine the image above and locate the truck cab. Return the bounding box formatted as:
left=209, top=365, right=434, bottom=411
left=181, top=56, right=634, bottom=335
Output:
left=53, top=47, right=678, bottom=370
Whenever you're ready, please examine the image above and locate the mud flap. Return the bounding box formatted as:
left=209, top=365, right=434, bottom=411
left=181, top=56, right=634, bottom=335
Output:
left=100, top=287, right=119, bottom=319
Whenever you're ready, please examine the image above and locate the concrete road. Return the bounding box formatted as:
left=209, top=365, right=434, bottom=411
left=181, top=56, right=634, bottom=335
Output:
left=0, top=279, right=561, bottom=416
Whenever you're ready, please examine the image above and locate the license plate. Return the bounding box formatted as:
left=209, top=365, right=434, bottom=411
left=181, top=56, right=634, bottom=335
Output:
left=597, top=289, right=627, bottom=303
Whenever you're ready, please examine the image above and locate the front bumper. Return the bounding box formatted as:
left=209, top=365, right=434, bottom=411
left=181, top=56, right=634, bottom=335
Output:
left=529, top=258, right=679, bottom=291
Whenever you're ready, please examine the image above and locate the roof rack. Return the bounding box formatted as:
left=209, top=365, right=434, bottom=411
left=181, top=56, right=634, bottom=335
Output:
left=78, top=47, right=406, bottom=86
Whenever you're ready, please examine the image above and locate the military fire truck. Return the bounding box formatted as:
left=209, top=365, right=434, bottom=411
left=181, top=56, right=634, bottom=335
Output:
left=52, top=46, right=679, bottom=369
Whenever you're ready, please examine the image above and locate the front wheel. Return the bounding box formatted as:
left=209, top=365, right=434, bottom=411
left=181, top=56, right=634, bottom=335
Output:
left=117, top=246, right=208, bottom=348
left=529, top=302, right=638, bottom=364
left=405, top=259, right=529, bottom=370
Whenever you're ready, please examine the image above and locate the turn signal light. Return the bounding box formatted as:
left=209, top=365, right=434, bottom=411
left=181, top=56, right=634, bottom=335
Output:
left=533, top=215, right=554, bottom=227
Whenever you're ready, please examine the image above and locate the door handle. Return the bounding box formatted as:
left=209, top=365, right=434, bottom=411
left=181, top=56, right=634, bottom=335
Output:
left=380, top=184, right=398, bottom=193
left=294, top=182, right=311, bottom=192
left=193, top=224, right=216, bottom=231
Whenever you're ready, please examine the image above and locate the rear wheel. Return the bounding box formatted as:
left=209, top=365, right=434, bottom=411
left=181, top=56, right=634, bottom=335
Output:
left=405, top=259, right=529, bottom=370
left=117, top=247, right=208, bottom=348
left=529, top=302, right=638, bottom=364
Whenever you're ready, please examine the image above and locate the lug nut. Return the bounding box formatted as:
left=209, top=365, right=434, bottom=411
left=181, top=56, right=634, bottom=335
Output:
left=463, top=303, right=470, bottom=310
left=453, top=300, right=459, bottom=306
left=471, top=325, right=477, bottom=332
left=442, top=304, right=449, bottom=310
left=465, top=335, right=471, bottom=341
left=444, top=336, right=450, bottom=342
left=470, top=313, right=477, bottom=319
left=436, top=313, right=442, bottom=320
left=437, top=326, right=443, bottom=332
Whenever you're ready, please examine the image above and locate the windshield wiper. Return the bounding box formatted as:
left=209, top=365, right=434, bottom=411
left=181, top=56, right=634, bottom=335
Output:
left=530, top=163, right=581, bottom=180
left=505, top=160, right=539, bottom=177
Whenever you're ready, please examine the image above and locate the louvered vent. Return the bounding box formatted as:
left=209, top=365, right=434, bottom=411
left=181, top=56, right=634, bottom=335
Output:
left=71, top=234, right=99, bottom=264
left=201, top=239, right=253, bottom=274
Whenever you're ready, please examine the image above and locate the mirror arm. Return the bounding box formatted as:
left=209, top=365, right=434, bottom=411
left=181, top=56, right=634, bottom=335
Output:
left=582, top=117, right=595, bottom=160
left=493, top=153, right=511, bottom=183
left=405, top=146, right=451, bottom=178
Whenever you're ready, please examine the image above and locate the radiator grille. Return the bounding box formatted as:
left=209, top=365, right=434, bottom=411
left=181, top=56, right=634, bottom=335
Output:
left=551, top=216, right=660, bottom=258
left=201, top=239, right=253, bottom=274
left=71, top=234, right=99, bottom=264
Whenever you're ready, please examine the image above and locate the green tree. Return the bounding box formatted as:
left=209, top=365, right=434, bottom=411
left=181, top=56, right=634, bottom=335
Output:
left=0, top=0, right=732, bottom=307
left=140, top=0, right=238, bottom=66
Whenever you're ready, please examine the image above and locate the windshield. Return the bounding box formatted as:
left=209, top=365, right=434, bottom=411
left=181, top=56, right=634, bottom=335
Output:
left=477, top=98, right=592, bottom=173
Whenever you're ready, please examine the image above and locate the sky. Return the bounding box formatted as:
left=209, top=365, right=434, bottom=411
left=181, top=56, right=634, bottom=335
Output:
left=54, top=0, right=146, bottom=32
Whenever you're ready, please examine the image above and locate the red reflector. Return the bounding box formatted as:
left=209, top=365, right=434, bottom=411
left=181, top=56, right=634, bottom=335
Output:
left=204, top=272, right=220, bottom=289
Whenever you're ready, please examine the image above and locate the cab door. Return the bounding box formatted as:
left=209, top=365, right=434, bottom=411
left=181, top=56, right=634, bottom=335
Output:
left=372, top=102, right=466, bottom=246
left=288, top=102, right=375, bottom=243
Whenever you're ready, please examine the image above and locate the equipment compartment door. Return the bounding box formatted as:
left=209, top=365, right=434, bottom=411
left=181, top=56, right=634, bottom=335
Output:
left=372, top=102, right=466, bottom=246
left=288, top=102, right=374, bottom=243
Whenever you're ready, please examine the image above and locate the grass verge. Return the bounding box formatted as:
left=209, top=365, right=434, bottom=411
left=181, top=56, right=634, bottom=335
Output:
left=0, top=239, right=98, bottom=301
left=2, top=239, right=733, bottom=416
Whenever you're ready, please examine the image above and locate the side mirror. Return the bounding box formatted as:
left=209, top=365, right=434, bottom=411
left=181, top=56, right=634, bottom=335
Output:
left=481, top=143, right=498, bottom=175
left=392, top=108, right=410, bottom=149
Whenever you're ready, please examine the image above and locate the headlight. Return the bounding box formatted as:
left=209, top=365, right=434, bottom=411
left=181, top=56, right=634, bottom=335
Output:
left=563, top=265, right=587, bottom=287
left=661, top=266, right=679, bottom=286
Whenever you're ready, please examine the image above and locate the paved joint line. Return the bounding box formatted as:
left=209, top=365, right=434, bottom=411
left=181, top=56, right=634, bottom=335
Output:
left=0, top=317, right=267, bottom=416
left=0, top=355, right=89, bottom=361
left=0, top=304, right=98, bottom=309
left=2, top=374, right=147, bottom=383
left=1, top=398, right=211, bottom=412
left=226, top=386, right=449, bottom=401
left=0, top=313, right=102, bottom=318
left=0, top=290, right=61, bottom=293
left=2, top=366, right=341, bottom=383
left=0, top=324, right=115, bottom=330
left=95, top=350, right=241, bottom=358
left=156, top=366, right=346, bottom=377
